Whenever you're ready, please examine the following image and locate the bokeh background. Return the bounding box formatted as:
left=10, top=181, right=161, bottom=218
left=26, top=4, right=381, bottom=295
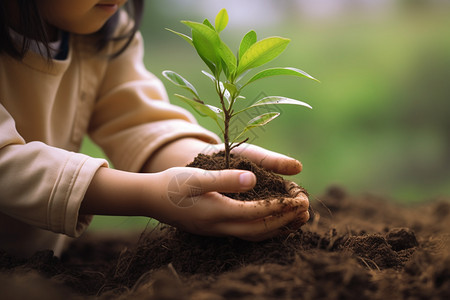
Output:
left=82, top=0, right=450, bottom=228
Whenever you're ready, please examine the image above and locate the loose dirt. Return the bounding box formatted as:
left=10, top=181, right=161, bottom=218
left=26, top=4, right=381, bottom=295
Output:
left=186, top=151, right=291, bottom=201
left=1, top=156, right=449, bottom=299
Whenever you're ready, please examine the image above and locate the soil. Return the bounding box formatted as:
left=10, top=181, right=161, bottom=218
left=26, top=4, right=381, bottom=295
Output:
left=1, top=155, right=449, bottom=299
left=186, top=151, right=291, bottom=201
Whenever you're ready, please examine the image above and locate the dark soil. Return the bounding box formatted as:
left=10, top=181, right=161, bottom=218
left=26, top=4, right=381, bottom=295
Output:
left=186, top=151, right=290, bottom=200
left=1, top=156, right=449, bottom=299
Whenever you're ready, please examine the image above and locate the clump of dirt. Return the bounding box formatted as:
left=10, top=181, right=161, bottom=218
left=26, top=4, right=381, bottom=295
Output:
left=1, top=187, right=450, bottom=299
left=186, top=151, right=290, bottom=200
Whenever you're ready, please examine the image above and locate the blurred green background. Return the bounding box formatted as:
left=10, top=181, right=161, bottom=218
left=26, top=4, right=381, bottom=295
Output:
left=83, top=0, right=450, bottom=229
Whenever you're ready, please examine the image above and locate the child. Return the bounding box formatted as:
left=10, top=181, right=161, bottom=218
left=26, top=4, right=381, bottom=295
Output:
left=0, top=0, right=309, bottom=258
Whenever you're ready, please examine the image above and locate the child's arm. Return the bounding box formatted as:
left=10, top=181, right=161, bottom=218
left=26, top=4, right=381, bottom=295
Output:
left=81, top=166, right=309, bottom=241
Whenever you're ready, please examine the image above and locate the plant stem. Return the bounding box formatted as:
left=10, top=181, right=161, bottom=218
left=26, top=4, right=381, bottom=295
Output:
left=217, top=81, right=231, bottom=169
left=230, top=137, right=249, bottom=152
left=223, top=110, right=231, bottom=169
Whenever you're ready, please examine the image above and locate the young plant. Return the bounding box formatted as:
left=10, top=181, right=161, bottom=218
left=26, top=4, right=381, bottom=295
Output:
left=163, top=8, right=318, bottom=169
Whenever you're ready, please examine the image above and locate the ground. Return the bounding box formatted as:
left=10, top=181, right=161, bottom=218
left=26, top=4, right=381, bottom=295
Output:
left=1, top=185, right=449, bottom=300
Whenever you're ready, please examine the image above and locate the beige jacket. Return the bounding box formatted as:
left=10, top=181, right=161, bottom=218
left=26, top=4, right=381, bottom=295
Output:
left=0, top=16, right=220, bottom=257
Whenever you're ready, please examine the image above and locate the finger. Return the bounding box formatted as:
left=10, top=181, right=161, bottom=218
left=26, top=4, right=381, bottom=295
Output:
left=170, top=168, right=257, bottom=194
left=231, top=143, right=302, bottom=175
left=217, top=207, right=306, bottom=242
left=282, top=210, right=310, bottom=232
left=214, top=193, right=309, bottom=222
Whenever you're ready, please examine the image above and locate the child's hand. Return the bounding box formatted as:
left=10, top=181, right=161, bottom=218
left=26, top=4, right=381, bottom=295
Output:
left=143, top=138, right=303, bottom=176
left=230, top=143, right=302, bottom=175
left=148, top=167, right=309, bottom=241
left=83, top=166, right=308, bottom=241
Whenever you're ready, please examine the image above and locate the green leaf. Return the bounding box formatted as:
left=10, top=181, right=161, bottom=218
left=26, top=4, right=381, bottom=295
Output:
left=235, top=69, right=251, bottom=83
left=198, top=51, right=218, bottom=76
left=239, top=30, right=257, bottom=60
left=190, top=30, right=219, bottom=71
left=203, top=19, right=215, bottom=30
left=174, top=94, right=221, bottom=121
left=215, top=8, right=228, bottom=33
left=237, top=37, right=290, bottom=75
left=242, top=67, right=319, bottom=88
left=223, top=82, right=238, bottom=95
left=165, top=28, right=193, bottom=46
left=201, top=70, right=217, bottom=82
left=205, top=104, right=224, bottom=118
left=182, top=21, right=236, bottom=78
left=234, top=96, right=312, bottom=116
left=183, top=21, right=221, bottom=72
left=162, top=70, right=200, bottom=99
left=166, top=24, right=216, bottom=74
left=250, top=96, right=312, bottom=109
left=218, top=41, right=237, bottom=79
left=245, top=112, right=280, bottom=130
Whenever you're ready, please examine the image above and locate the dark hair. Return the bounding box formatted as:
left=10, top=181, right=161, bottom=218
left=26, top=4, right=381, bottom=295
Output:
left=0, top=0, right=144, bottom=60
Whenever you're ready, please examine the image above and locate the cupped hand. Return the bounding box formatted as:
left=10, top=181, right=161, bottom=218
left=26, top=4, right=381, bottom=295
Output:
left=202, top=143, right=303, bottom=175
left=142, top=138, right=303, bottom=176
left=147, top=167, right=309, bottom=241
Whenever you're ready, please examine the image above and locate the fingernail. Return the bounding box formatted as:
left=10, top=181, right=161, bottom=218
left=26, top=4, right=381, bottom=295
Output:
left=239, top=172, right=255, bottom=188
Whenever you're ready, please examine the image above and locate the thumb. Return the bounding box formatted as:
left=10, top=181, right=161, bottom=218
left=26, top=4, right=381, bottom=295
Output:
left=232, top=144, right=302, bottom=175
left=177, top=168, right=257, bottom=195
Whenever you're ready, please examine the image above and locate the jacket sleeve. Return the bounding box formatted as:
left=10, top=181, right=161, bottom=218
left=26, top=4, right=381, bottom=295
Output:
left=88, top=30, right=221, bottom=172
left=0, top=105, right=108, bottom=237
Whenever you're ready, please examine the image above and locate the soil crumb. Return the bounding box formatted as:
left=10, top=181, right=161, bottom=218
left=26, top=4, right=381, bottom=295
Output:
left=186, top=151, right=290, bottom=200
left=1, top=187, right=450, bottom=300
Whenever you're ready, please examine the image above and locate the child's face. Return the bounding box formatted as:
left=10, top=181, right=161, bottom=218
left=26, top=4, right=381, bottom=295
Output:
left=37, top=0, right=128, bottom=35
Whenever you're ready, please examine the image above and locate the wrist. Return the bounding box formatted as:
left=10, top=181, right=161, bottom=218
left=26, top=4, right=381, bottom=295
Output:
left=81, top=167, right=154, bottom=216
left=81, top=167, right=178, bottom=223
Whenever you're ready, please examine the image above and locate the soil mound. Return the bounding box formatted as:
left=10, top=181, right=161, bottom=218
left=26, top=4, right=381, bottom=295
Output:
left=186, top=151, right=290, bottom=200
left=1, top=186, right=449, bottom=299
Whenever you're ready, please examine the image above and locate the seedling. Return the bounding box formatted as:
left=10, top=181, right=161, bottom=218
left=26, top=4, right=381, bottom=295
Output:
left=163, top=8, right=318, bottom=168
